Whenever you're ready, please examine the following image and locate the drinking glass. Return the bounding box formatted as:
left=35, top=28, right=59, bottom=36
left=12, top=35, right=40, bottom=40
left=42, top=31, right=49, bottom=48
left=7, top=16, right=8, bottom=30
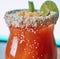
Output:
left=5, top=10, right=57, bottom=59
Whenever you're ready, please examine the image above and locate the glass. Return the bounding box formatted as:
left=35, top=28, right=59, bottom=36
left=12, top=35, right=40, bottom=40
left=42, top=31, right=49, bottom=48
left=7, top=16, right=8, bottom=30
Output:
left=5, top=10, right=57, bottom=59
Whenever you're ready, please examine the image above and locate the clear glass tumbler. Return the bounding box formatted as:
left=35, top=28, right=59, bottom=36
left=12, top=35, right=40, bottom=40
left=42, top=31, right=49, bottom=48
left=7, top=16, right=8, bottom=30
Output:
left=5, top=10, right=57, bottom=59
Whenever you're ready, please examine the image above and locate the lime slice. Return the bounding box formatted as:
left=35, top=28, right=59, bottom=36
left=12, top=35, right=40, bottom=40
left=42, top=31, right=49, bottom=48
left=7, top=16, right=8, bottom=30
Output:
left=40, top=1, right=59, bottom=18
left=28, top=1, right=35, bottom=12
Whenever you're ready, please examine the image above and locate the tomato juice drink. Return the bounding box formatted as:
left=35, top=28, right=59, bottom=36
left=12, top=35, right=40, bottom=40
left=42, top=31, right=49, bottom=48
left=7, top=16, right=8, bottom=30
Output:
left=4, top=10, right=57, bottom=59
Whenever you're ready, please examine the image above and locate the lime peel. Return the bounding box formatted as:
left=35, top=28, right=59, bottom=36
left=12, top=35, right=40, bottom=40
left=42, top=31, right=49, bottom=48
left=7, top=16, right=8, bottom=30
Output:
left=28, top=1, right=35, bottom=12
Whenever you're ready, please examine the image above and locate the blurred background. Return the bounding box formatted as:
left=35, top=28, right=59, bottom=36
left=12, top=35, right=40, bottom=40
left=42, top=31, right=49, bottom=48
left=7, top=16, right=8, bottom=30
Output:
left=0, top=0, right=60, bottom=46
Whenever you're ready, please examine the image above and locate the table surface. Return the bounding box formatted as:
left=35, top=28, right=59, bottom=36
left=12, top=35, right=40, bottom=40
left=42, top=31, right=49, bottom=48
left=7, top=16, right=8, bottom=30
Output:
left=0, top=42, right=60, bottom=59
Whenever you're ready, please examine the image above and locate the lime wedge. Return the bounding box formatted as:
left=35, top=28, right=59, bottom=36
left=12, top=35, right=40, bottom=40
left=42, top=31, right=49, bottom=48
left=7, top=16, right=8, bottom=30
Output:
left=40, top=1, right=59, bottom=18
left=28, top=1, right=35, bottom=12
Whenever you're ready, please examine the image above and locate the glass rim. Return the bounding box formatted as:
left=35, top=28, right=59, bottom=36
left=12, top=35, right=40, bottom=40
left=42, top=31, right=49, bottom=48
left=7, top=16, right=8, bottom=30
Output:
left=4, top=9, right=57, bottom=28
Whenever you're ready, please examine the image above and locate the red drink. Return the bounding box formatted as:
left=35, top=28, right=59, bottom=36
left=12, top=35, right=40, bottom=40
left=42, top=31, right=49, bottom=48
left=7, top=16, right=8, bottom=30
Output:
left=5, top=10, right=57, bottom=59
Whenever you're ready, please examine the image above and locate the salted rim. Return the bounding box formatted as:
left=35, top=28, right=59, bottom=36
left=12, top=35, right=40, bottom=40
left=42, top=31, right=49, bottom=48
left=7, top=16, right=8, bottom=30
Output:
left=4, top=9, right=57, bottom=28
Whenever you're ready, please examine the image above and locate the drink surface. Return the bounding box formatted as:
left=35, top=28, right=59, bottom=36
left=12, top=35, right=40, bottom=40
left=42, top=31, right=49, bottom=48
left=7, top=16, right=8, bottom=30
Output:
left=6, top=24, right=57, bottom=59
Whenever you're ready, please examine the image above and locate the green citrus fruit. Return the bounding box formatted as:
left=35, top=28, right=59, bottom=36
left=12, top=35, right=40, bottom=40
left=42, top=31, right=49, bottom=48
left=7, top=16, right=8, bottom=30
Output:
left=40, top=0, right=59, bottom=19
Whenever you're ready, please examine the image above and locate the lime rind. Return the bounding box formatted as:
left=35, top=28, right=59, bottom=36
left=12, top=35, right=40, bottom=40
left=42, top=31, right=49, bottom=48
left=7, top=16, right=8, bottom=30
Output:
left=28, top=1, right=35, bottom=12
